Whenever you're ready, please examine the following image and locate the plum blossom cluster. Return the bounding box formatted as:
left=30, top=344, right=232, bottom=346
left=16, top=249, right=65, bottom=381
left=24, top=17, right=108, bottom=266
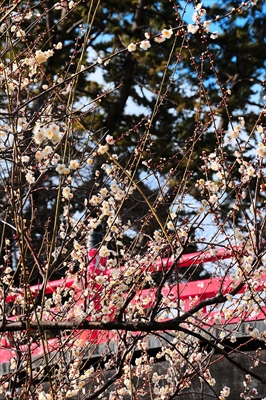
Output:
left=127, top=27, right=173, bottom=52
left=187, top=2, right=218, bottom=38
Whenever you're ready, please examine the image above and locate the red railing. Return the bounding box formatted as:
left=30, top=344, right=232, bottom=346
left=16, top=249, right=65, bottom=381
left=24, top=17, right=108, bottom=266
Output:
left=1, top=245, right=265, bottom=367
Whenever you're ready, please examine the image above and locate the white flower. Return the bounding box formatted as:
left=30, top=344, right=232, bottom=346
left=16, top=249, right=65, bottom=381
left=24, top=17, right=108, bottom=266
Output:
left=154, top=35, right=166, bottom=43
left=167, top=221, right=174, bottom=230
left=99, top=245, right=110, bottom=257
left=54, top=42, right=62, bottom=50
left=102, top=315, right=109, bottom=323
left=106, top=135, right=115, bottom=144
left=25, top=171, right=35, bottom=184
left=95, top=275, right=107, bottom=285
left=161, top=28, right=173, bottom=39
left=35, top=151, right=43, bottom=162
left=25, top=11, right=33, bottom=19
left=56, top=163, right=68, bottom=174
left=210, top=31, right=218, bottom=40
left=246, top=166, right=255, bottom=177
left=0, top=23, right=7, bottom=33
left=229, top=125, right=241, bottom=139
left=51, top=154, right=60, bottom=165
left=127, top=43, right=136, bottom=52
left=187, top=24, right=199, bottom=34
left=198, top=8, right=206, bottom=17
left=16, top=29, right=25, bottom=38
left=219, top=386, right=230, bottom=398
left=33, top=124, right=45, bottom=145
left=69, top=159, right=80, bottom=170
left=101, top=306, right=109, bottom=315
left=195, top=3, right=202, bottom=11
left=234, top=228, right=244, bottom=241
left=43, top=146, right=53, bottom=156
left=197, top=204, right=205, bottom=214
left=256, top=142, right=266, bottom=158
left=35, top=49, right=54, bottom=64
left=203, top=20, right=212, bottom=32
left=89, top=195, right=101, bottom=206
left=98, top=144, right=109, bottom=155
left=97, top=56, right=103, bottom=64
left=10, top=358, right=16, bottom=370
left=139, top=40, right=151, bottom=51
left=62, top=187, right=73, bottom=199
left=21, top=155, right=30, bottom=163
left=209, top=194, right=217, bottom=204
left=69, top=1, right=75, bottom=9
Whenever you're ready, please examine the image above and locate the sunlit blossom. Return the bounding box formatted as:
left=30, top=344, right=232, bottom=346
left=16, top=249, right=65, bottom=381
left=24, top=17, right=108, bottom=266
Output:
left=210, top=31, right=218, bottom=39
left=69, top=0, right=75, bottom=9
left=62, top=186, right=73, bottom=199
left=69, top=159, right=80, bottom=170
left=106, top=134, right=115, bottom=144
left=139, top=40, right=151, bottom=50
left=187, top=24, right=199, bottom=34
left=203, top=20, right=212, bottom=32
left=256, top=142, right=266, bottom=158
left=35, top=49, right=54, bottom=64
left=56, top=163, right=67, bottom=174
left=98, top=144, right=109, bottom=155
left=21, top=155, right=30, bottom=163
left=25, top=171, right=35, bottom=184
left=161, top=28, right=173, bottom=39
left=127, top=43, right=136, bottom=52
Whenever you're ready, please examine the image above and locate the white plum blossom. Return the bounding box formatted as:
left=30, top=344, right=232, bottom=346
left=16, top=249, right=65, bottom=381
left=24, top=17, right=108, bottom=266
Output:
left=69, top=159, right=80, bottom=170
left=256, top=142, right=266, bottom=158
left=35, top=49, right=54, bottom=64
left=127, top=43, right=136, bottom=52
left=195, top=3, right=202, bottom=11
left=98, top=144, right=109, bottom=155
left=106, top=134, right=115, bottom=144
left=21, top=155, right=30, bottom=163
left=203, top=20, right=212, bottom=32
left=154, top=35, right=166, bottom=43
left=139, top=40, right=151, bottom=50
left=187, top=24, right=199, bottom=34
left=210, top=31, right=218, bottom=39
left=219, top=386, right=230, bottom=399
left=25, top=171, right=35, bottom=184
left=54, top=42, right=62, bottom=50
left=62, top=187, right=73, bottom=199
left=234, top=228, right=244, bottom=241
left=56, top=163, right=69, bottom=174
left=161, top=28, right=173, bottom=39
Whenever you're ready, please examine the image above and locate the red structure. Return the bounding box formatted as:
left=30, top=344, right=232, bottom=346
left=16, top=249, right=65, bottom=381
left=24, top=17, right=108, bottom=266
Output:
left=0, top=246, right=265, bottom=369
